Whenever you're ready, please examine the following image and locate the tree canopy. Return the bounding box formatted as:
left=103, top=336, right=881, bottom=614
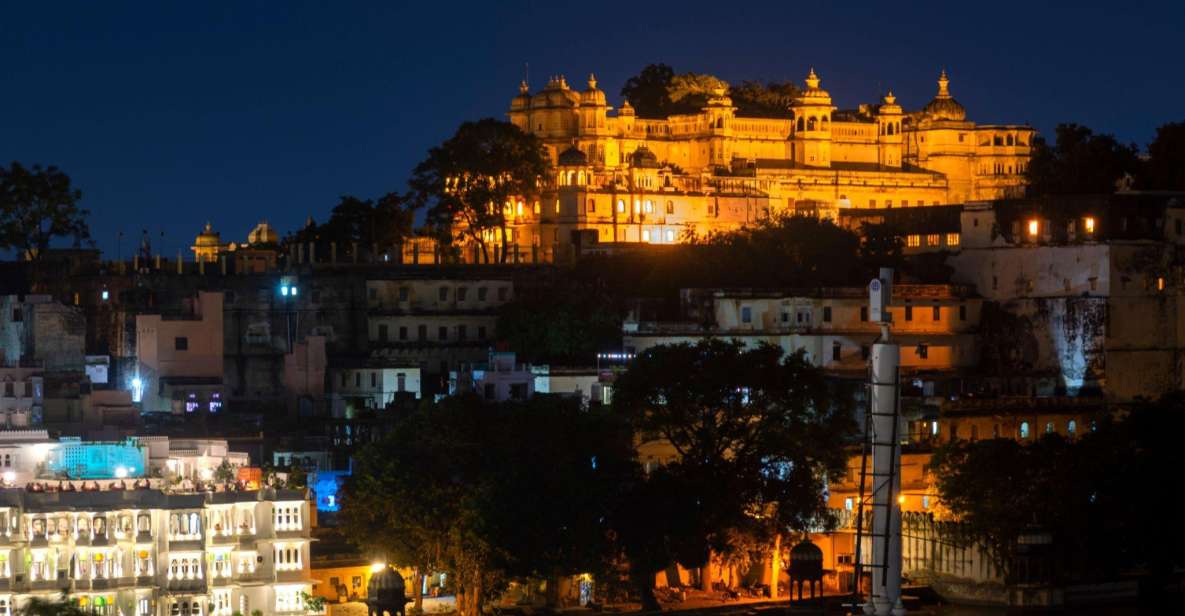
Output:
left=340, top=395, right=635, bottom=616
left=620, top=65, right=803, bottom=119
left=289, top=192, right=415, bottom=260
left=612, top=339, right=856, bottom=603
left=930, top=399, right=1185, bottom=583
left=1025, top=124, right=1141, bottom=196
left=409, top=119, right=549, bottom=263
left=1141, top=121, right=1185, bottom=190
left=0, top=162, right=90, bottom=260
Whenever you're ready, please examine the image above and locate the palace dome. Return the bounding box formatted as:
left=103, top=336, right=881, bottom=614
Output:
left=629, top=146, right=660, bottom=169
left=531, top=76, right=580, bottom=109
left=558, top=146, right=588, bottom=166
left=581, top=74, right=607, bottom=107
left=922, top=70, right=966, bottom=121
left=193, top=223, right=221, bottom=247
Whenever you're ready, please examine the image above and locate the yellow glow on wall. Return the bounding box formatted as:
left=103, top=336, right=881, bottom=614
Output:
left=1027, top=219, right=1039, bottom=237
left=1084, top=216, right=1096, bottom=234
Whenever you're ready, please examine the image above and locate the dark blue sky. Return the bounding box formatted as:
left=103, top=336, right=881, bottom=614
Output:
left=4, top=1, right=1183, bottom=258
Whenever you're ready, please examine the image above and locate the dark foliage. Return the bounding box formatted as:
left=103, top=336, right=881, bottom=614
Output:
left=409, top=119, right=549, bottom=263
left=931, top=399, right=1185, bottom=583
left=1140, top=121, right=1185, bottom=190
left=1026, top=124, right=1141, bottom=196
left=0, top=162, right=91, bottom=260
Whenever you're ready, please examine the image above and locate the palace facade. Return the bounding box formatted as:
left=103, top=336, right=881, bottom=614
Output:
left=496, top=69, right=1033, bottom=261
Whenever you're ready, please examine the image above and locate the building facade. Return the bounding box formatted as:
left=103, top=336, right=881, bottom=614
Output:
left=0, top=487, right=311, bottom=616
left=499, top=69, right=1033, bottom=259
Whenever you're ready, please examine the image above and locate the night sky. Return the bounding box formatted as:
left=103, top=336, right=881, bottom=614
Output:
left=4, top=1, right=1183, bottom=258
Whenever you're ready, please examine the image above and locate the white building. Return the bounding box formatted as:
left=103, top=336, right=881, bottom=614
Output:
left=450, top=352, right=534, bottom=402
left=0, top=369, right=42, bottom=428
left=0, top=486, right=312, bottom=616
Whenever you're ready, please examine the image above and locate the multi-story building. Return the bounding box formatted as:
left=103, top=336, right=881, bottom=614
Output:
left=946, top=193, right=1185, bottom=400
left=0, top=486, right=311, bottom=616
left=134, top=292, right=225, bottom=414
left=0, top=431, right=310, bottom=615
left=623, top=284, right=982, bottom=381
left=0, top=368, right=42, bottom=429
left=499, top=69, right=1033, bottom=259
left=365, top=277, right=513, bottom=394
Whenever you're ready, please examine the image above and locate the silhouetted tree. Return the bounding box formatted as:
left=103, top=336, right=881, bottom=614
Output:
left=410, top=119, right=548, bottom=263
left=1025, top=124, right=1141, bottom=195
left=621, top=64, right=677, bottom=118
left=288, top=192, right=414, bottom=261
left=341, top=396, right=635, bottom=616
left=613, top=340, right=856, bottom=600
left=0, top=162, right=90, bottom=260
left=1141, top=121, right=1185, bottom=190
left=730, top=80, right=801, bottom=118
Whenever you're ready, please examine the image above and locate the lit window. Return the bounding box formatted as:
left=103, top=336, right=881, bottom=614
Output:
left=532, top=201, right=540, bottom=215
left=946, top=233, right=960, bottom=246
left=922, top=495, right=931, bottom=509
left=1084, top=216, right=1095, bottom=234
left=1157, top=277, right=1166, bottom=291
left=665, top=230, right=675, bottom=242
left=643, top=200, right=653, bottom=213
left=906, top=235, right=921, bottom=247
left=633, top=200, right=641, bottom=213
left=1027, top=219, right=1039, bottom=237
left=1019, top=421, right=1031, bottom=439
left=741, top=306, right=752, bottom=324
left=1067, top=420, right=1077, bottom=437
left=844, top=497, right=853, bottom=511
left=616, top=200, right=625, bottom=213
left=516, top=201, right=523, bottom=217
left=1045, top=422, right=1054, bottom=434
left=554, top=200, right=560, bottom=213
left=641, top=230, right=651, bottom=242
left=926, top=234, right=940, bottom=247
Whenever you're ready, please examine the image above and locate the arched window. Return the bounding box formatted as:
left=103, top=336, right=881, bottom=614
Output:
left=1045, top=422, right=1054, bottom=434
left=807, top=116, right=817, bottom=131
left=887, top=123, right=895, bottom=136
left=666, top=201, right=674, bottom=215
left=1067, top=420, right=1077, bottom=437
left=1007, top=134, right=1014, bottom=146
left=796, top=117, right=804, bottom=131
left=1019, top=421, right=1030, bottom=439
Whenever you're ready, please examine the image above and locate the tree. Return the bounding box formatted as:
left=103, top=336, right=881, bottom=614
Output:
left=341, top=395, right=635, bottom=616
left=621, top=64, right=676, bottom=119
left=289, top=192, right=415, bottom=261
left=613, top=339, right=856, bottom=600
left=930, top=401, right=1185, bottom=584
left=17, top=596, right=87, bottom=616
left=1025, top=124, right=1141, bottom=196
left=410, top=119, right=548, bottom=263
left=1141, top=121, right=1185, bottom=190
left=496, top=289, right=621, bottom=365
left=667, top=73, right=729, bottom=112
left=690, top=213, right=868, bottom=288
left=0, top=162, right=91, bottom=260
left=730, top=81, right=801, bottom=118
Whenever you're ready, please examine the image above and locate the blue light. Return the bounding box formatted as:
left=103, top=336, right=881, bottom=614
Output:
left=280, top=285, right=290, bottom=296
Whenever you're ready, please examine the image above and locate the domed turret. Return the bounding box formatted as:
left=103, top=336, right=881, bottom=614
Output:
left=628, top=146, right=660, bottom=169
left=619, top=99, right=635, bottom=117
left=191, top=223, right=222, bottom=263
left=511, top=80, right=531, bottom=111
left=531, top=75, right=580, bottom=109
left=922, top=70, right=967, bottom=121
left=790, top=68, right=836, bottom=168
left=558, top=145, right=588, bottom=167
left=581, top=73, right=607, bottom=107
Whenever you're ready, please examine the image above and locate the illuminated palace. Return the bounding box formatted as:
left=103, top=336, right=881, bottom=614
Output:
left=499, top=69, right=1033, bottom=259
